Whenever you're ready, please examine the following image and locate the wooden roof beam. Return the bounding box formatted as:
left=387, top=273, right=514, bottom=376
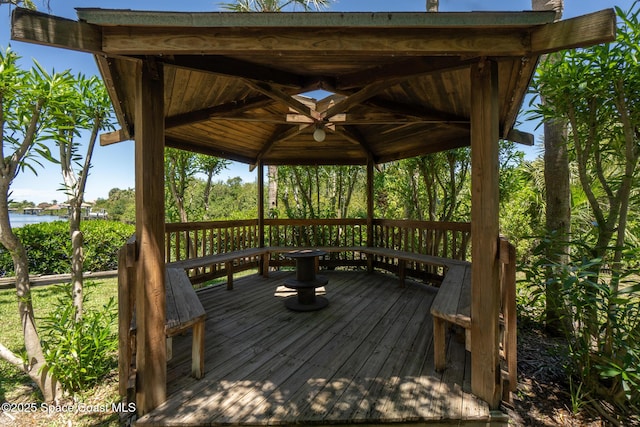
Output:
left=165, top=95, right=275, bottom=129
left=336, top=127, right=377, bottom=163
left=530, top=9, right=616, bottom=55
left=98, top=27, right=534, bottom=56
left=165, top=55, right=308, bottom=90
left=95, top=55, right=137, bottom=143
left=100, top=129, right=129, bottom=146
left=166, top=137, right=255, bottom=164
left=363, top=98, right=470, bottom=125
left=321, top=80, right=396, bottom=121
left=245, top=81, right=322, bottom=121
left=11, top=7, right=102, bottom=54
left=505, top=128, right=534, bottom=146
left=250, top=125, right=306, bottom=170
left=376, top=136, right=469, bottom=164
left=12, top=8, right=614, bottom=58
left=337, top=56, right=477, bottom=90
left=290, top=112, right=461, bottom=125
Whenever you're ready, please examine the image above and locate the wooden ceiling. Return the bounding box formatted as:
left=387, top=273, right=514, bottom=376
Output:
left=11, top=8, right=616, bottom=166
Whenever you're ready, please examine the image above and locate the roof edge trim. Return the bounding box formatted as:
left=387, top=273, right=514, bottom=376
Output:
left=76, top=9, right=557, bottom=28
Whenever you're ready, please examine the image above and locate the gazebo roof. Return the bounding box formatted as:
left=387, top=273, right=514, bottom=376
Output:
left=12, top=8, right=615, bottom=166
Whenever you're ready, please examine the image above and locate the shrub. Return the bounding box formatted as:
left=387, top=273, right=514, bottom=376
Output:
left=0, top=220, right=134, bottom=275
left=39, top=283, right=118, bottom=393
left=81, top=221, right=135, bottom=271
left=520, top=238, right=640, bottom=422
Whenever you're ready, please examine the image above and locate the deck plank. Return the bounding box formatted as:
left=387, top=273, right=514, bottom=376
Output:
left=316, top=285, right=428, bottom=422
left=136, top=271, right=493, bottom=426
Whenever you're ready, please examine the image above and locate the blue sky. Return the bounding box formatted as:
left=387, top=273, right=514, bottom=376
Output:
left=0, top=0, right=634, bottom=204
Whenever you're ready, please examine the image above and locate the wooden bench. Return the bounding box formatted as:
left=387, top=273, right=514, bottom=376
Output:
left=164, top=268, right=206, bottom=379
left=429, top=263, right=471, bottom=371
left=130, top=268, right=206, bottom=380
left=167, top=247, right=268, bottom=289
left=362, top=247, right=467, bottom=287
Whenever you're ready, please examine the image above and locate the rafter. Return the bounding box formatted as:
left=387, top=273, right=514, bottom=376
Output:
left=335, top=126, right=376, bottom=163
left=337, top=56, right=477, bottom=90
left=251, top=125, right=308, bottom=168
left=165, top=136, right=255, bottom=164
left=321, top=80, right=396, bottom=121
left=245, top=81, right=322, bottom=121
left=363, top=98, right=470, bottom=125
left=530, top=9, right=616, bottom=55
left=165, top=95, right=275, bottom=129
left=165, top=55, right=307, bottom=89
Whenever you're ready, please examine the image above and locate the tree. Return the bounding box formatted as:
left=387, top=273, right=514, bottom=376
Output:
left=164, top=148, right=228, bottom=222
left=47, top=74, right=114, bottom=320
left=0, top=0, right=35, bottom=8
left=277, top=165, right=365, bottom=219
left=197, top=153, right=229, bottom=214
left=220, top=0, right=331, bottom=12
left=533, top=1, right=640, bottom=289
left=96, top=187, right=135, bottom=223
left=0, top=47, right=63, bottom=402
left=426, top=0, right=438, bottom=12
left=165, top=148, right=199, bottom=223
left=532, top=0, right=570, bottom=336
left=531, top=3, right=640, bottom=412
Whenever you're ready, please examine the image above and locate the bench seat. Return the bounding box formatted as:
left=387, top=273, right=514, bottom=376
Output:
left=165, top=268, right=206, bottom=379
left=131, top=268, right=206, bottom=380
left=363, top=247, right=468, bottom=268
left=167, top=247, right=268, bottom=289
left=430, top=263, right=471, bottom=371
left=363, top=247, right=468, bottom=287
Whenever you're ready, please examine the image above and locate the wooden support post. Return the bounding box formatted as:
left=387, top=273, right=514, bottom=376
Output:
left=470, top=58, right=502, bottom=409
left=433, top=316, right=446, bottom=371
left=263, top=251, right=271, bottom=278
left=366, top=159, right=374, bottom=272
left=134, top=59, right=167, bottom=415
left=258, top=161, right=266, bottom=275
left=226, top=261, right=234, bottom=290
left=191, top=320, right=205, bottom=379
left=117, top=243, right=136, bottom=398
left=501, top=239, right=518, bottom=394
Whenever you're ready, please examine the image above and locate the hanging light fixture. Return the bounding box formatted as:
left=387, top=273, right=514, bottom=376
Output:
left=313, top=124, right=326, bottom=142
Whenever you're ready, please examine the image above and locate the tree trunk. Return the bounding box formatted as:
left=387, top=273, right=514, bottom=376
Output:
left=203, top=168, right=214, bottom=212
left=268, top=165, right=278, bottom=215
left=533, top=0, right=570, bottom=337
left=543, top=118, right=572, bottom=335
left=427, top=0, right=438, bottom=12
left=0, top=182, right=61, bottom=402
left=69, top=204, right=84, bottom=321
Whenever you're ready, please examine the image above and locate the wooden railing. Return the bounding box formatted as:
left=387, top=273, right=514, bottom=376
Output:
left=372, top=219, right=470, bottom=259
left=265, top=218, right=368, bottom=270
left=117, top=236, right=136, bottom=399
left=164, top=218, right=471, bottom=284
left=499, top=236, right=517, bottom=397
left=370, top=219, right=471, bottom=283
left=165, top=219, right=259, bottom=263
left=264, top=218, right=367, bottom=247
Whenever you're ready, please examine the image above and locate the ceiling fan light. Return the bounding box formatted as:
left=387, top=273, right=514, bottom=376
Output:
left=313, top=127, right=326, bottom=142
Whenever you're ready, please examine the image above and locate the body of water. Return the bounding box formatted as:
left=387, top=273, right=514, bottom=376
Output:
left=8, top=213, right=63, bottom=228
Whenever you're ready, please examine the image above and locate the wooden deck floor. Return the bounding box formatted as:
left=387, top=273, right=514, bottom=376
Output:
left=136, top=271, right=502, bottom=426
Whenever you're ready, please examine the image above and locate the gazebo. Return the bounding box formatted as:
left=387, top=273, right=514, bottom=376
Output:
left=12, top=6, right=615, bottom=425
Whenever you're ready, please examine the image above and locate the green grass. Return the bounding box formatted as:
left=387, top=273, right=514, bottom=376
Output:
left=0, top=278, right=120, bottom=426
